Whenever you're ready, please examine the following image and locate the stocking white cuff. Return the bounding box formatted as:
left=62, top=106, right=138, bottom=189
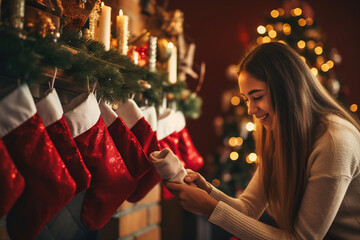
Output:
left=157, top=109, right=177, bottom=140
left=114, top=99, right=143, bottom=129
left=63, top=93, right=100, bottom=138
left=175, top=111, right=186, bottom=132
left=0, top=84, right=36, bottom=137
left=141, top=105, right=157, bottom=131
left=36, top=89, right=63, bottom=127
left=99, top=101, right=117, bottom=127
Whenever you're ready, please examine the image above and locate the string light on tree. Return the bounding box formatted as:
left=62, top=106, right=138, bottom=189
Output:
left=230, top=151, right=239, bottom=161
left=228, top=137, right=244, bottom=147
left=263, top=36, right=271, bottom=43
left=307, top=40, right=315, bottom=49
left=321, top=64, right=330, bottom=72
left=298, top=18, right=306, bottom=27
left=306, top=18, right=314, bottom=26
left=327, top=60, right=334, bottom=69
left=291, top=8, right=302, bottom=17
left=266, top=24, right=274, bottom=32
left=350, top=104, right=358, bottom=113
left=283, top=23, right=291, bottom=35
left=311, top=67, right=318, bottom=76
left=245, top=122, right=255, bottom=131
left=270, top=9, right=280, bottom=18
left=246, top=153, right=257, bottom=164
left=257, top=25, right=266, bottom=34
left=257, top=37, right=264, bottom=45
left=315, top=46, right=323, bottom=55
left=211, top=179, right=221, bottom=187
left=297, top=40, right=306, bottom=49
left=278, top=8, right=285, bottom=16
left=268, top=30, right=277, bottom=39
left=231, top=96, right=241, bottom=106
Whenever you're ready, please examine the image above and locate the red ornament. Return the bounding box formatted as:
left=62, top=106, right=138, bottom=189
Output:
left=135, top=43, right=149, bottom=67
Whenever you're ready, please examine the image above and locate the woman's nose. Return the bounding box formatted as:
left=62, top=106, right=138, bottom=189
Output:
left=247, top=100, right=258, bottom=115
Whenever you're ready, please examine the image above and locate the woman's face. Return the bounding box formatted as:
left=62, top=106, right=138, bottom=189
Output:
left=238, top=71, right=274, bottom=130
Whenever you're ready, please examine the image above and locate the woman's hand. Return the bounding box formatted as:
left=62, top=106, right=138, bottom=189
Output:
left=165, top=181, right=218, bottom=219
left=184, top=169, right=212, bottom=194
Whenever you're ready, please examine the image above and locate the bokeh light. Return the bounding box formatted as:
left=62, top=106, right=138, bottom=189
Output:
left=230, top=151, right=239, bottom=161
left=257, top=25, right=266, bottom=34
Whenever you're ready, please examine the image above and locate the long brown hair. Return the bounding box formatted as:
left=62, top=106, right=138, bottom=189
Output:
left=238, top=42, right=360, bottom=234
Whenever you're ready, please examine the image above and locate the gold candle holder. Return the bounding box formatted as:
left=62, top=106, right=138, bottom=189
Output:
left=88, top=0, right=101, bottom=39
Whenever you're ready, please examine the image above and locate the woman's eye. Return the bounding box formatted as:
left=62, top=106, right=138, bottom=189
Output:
left=253, top=96, right=263, bottom=101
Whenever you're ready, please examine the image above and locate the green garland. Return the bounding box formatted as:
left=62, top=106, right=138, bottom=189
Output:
left=0, top=27, right=202, bottom=118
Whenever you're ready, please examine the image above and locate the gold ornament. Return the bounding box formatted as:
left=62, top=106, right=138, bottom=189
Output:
left=157, top=38, right=172, bottom=62
left=161, top=9, right=184, bottom=36
left=129, top=29, right=150, bottom=47
left=88, top=0, right=100, bottom=39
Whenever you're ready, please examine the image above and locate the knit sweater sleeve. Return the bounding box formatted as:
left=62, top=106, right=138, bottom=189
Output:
left=209, top=169, right=267, bottom=220
left=209, top=117, right=359, bottom=240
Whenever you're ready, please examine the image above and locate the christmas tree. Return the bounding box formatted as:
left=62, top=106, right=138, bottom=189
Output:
left=207, top=0, right=355, bottom=199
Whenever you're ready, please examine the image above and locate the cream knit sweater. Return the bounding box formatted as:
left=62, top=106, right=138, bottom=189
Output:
left=209, top=115, right=360, bottom=240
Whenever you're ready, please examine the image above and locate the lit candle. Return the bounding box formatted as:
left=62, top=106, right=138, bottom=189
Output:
left=168, top=42, right=177, bottom=84
left=97, top=2, right=111, bottom=51
left=116, top=9, right=129, bottom=55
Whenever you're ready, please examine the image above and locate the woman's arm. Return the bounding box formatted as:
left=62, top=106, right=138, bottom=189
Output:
left=184, top=168, right=267, bottom=219
left=209, top=169, right=267, bottom=220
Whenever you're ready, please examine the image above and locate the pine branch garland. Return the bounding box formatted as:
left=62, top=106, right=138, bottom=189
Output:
left=0, top=27, right=202, bottom=118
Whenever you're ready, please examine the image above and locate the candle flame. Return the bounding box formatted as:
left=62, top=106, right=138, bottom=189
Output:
left=119, top=9, right=123, bottom=16
left=101, top=2, right=104, bottom=7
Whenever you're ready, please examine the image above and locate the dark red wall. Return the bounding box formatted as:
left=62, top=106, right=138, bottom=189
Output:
left=165, top=0, right=360, bottom=161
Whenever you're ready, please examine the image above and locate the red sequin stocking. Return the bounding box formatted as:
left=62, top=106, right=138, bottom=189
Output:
left=0, top=84, right=76, bottom=240
left=99, top=101, right=152, bottom=180
left=64, top=93, right=136, bottom=230
left=36, top=89, right=91, bottom=194
left=157, top=109, right=185, bottom=200
left=115, top=101, right=161, bottom=202
left=0, top=139, right=24, bottom=218
left=175, top=111, right=204, bottom=171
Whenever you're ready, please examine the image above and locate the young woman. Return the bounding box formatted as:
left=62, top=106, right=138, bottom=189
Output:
left=165, top=42, right=360, bottom=239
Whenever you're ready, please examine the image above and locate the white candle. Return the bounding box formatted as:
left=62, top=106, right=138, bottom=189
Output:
left=97, top=2, right=111, bottom=51
left=132, top=50, right=139, bottom=65
left=148, top=36, right=157, bottom=72
left=116, top=9, right=129, bottom=55
left=168, top=42, right=177, bottom=84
